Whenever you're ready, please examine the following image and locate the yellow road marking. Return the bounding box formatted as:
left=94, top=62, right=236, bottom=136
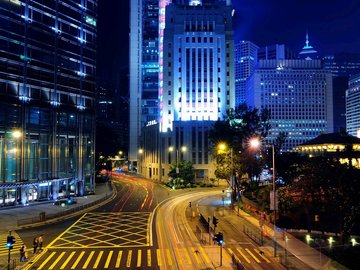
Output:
left=255, top=249, right=271, bottom=263
left=236, top=248, right=251, bottom=263
left=126, top=250, right=132, bottom=267
left=116, top=250, right=123, bottom=268
left=174, top=246, right=183, bottom=265
left=49, top=251, right=65, bottom=269
left=227, top=247, right=241, bottom=262
left=60, top=251, right=75, bottom=269
left=166, top=249, right=173, bottom=266
left=191, top=247, right=201, bottom=264
left=105, top=250, right=114, bottom=268
left=83, top=251, right=95, bottom=269
left=157, top=249, right=162, bottom=266
left=199, top=246, right=211, bottom=264
left=137, top=249, right=142, bottom=267
left=71, top=251, right=85, bottom=269
left=37, top=252, right=56, bottom=269
left=147, top=249, right=151, bottom=266
left=245, top=248, right=261, bottom=263
left=182, top=247, right=192, bottom=265
left=93, top=250, right=104, bottom=268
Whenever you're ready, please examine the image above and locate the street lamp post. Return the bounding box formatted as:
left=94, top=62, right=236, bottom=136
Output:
left=250, top=138, right=277, bottom=257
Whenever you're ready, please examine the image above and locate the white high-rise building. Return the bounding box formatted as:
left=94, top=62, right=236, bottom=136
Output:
left=346, top=73, right=360, bottom=137
left=138, top=0, right=235, bottom=180
left=246, top=59, right=334, bottom=151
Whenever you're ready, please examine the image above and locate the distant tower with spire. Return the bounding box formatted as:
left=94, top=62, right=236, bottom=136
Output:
left=299, top=32, right=318, bottom=60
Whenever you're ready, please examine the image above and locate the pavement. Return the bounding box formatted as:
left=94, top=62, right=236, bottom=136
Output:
left=0, top=179, right=348, bottom=270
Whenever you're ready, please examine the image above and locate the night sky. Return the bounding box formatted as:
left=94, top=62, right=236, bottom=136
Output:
left=97, top=0, right=360, bottom=88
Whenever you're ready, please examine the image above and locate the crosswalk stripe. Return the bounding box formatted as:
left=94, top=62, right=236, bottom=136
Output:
left=228, top=247, right=240, bottom=262
left=245, top=248, right=261, bottom=263
left=166, top=248, right=173, bottom=266
left=191, top=247, right=201, bottom=264
left=126, top=250, right=132, bottom=267
left=147, top=249, right=151, bottom=266
left=71, top=251, right=85, bottom=269
left=174, top=246, right=184, bottom=265
left=255, top=249, right=271, bottom=263
left=156, top=249, right=162, bottom=266
left=83, top=251, right=95, bottom=269
left=93, top=251, right=104, bottom=269
left=137, top=249, right=142, bottom=267
left=49, top=251, right=65, bottom=269
left=199, top=246, right=211, bottom=264
left=60, top=251, right=75, bottom=269
left=236, top=248, right=251, bottom=263
left=38, top=251, right=56, bottom=269
left=105, top=250, right=113, bottom=268
left=182, top=247, right=192, bottom=265
left=115, top=250, right=122, bottom=268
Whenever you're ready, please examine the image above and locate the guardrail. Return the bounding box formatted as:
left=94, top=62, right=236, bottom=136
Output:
left=17, top=190, right=113, bottom=227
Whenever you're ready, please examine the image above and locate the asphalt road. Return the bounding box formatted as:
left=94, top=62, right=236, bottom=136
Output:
left=17, top=175, right=286, bottom=270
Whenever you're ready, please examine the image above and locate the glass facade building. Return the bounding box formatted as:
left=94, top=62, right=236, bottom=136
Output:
left=0, top=0, right=97, bottom=206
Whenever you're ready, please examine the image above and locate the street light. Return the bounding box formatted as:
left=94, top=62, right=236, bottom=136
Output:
left=250, top=137, right=277, bottom=257
left=168, top=146, right=187, bottom=177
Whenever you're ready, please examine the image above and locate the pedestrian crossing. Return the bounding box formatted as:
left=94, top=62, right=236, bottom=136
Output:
left=29, top=246, right=271, bottom=269
left=0, top=233, right=24, bottom=256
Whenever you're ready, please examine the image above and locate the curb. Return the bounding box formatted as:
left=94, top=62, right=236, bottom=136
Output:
left=16, top=187, right=117, bottom=230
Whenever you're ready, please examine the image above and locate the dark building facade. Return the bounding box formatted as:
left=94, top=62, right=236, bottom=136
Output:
left=0, top=0, right=97, bottom=206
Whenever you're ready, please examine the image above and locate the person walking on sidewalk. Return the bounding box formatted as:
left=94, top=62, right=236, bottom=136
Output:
left=19, top=245, right=27, bottom=262
left=38, top=234, right=44, bottom=252
left=33, top=236, right=38, bottom=254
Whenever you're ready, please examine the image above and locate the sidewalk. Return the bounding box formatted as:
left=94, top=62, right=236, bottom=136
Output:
left=0, top=182, right=114, bottom=270
left=198, top=194, right=348, bottom=270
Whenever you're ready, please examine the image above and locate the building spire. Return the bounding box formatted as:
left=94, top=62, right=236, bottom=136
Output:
left=305, top=31, right=309, bottom=48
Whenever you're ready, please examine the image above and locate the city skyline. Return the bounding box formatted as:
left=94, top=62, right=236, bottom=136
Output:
left=98, top=0, right=360, bottom=83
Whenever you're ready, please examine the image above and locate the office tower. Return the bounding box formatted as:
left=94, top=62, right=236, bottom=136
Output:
left=322, top=53, right=360, bottom=133
left=234, top=41, right=258, bottom=106
left=138, top=0, right=235, bottom=180
left=346, top=73, right=360, bottom=137
left=246, top=59, right=333, bottom=151
left=0, top=0, right=97, bottom=206
left=257, top=44, right=295, bottom=61
left=129, top=0, right=160, bottom=165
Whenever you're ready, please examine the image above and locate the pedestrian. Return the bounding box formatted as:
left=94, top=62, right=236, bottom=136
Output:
left=38, top=234, right=43, bottom=252
left=19, top=245, right=25, bottom=262
left=33, top=236, right=38, bottom=254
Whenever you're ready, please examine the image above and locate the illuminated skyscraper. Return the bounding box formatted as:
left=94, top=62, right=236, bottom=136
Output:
left=234, top=41, right=258, bottom=106
left=246, top=59, right=333, bottom=151
left=0, top=0, right=97, bottom=206
left=346, top=73, right=360, bottom=137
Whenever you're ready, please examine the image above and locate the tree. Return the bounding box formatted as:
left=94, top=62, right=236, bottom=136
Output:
left=209, top=104, right=271, bottom=198
left=168, top=159, right=195, bottom=185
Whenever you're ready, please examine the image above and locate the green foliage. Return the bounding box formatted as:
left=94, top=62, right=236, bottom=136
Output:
left=209, top=104, right=271, bottom=197
left=168, top=159, right=195, bottom=184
